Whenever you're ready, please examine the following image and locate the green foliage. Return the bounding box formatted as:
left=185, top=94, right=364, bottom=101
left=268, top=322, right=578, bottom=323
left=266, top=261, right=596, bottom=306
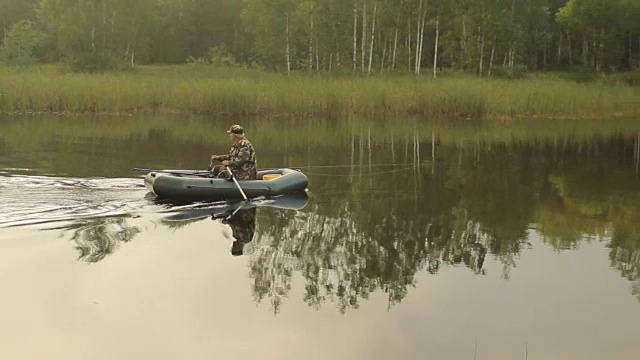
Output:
left=208, top=44, right=238, bottom=67
left=0, top=0, right=638, bottom=72
left=556, top=0, right=637, bottom=70
left=604, top=71, right=640, bottom=86
left=0, top=0, right=39, bottom=41
left=490, top=65, right=527, bottom=79
left=185, top=56, right=209, bottom=65
left=36, top=0, right=156, bottom=70
left=184, top=44, right=240, bottom=66
left=0, top=20, right=46, bottom=66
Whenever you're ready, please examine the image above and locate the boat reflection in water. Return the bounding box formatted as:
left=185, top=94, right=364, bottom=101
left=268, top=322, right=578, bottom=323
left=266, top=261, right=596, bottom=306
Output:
left=160, top=191, right=309, bottom=223
left=161, top=191, right=309, bottom=257
left=56, top=191, right=310, bottom=262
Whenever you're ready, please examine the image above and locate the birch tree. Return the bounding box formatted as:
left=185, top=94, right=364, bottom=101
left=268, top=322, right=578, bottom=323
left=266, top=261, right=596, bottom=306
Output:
left=367, top=1, right=377, bottom=75
left=557, top=0, right=636, bottom=70
left=37, top=0, right=154, bottom=70
left=0, top=0, right=636, bottom=72
left=242, top=0, right=297, bottom=71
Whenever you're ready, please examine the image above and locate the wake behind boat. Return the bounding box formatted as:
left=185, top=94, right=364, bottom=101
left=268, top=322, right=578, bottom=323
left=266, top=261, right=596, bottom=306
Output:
left=143, top=168, right=308, bottom=201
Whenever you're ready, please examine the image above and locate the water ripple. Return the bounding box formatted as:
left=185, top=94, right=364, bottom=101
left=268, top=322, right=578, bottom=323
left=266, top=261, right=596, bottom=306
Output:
left=0, top=174, right=149, bottom=228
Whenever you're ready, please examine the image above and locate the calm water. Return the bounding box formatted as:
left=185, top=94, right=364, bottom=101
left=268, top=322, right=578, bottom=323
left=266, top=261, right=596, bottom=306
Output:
left=1, top=115, right=640, bottom=360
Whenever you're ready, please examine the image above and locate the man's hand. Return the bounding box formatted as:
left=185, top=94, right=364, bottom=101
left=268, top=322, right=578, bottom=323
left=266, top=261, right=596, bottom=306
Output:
left=221, top=160, right=230, bottom=166
left=211, top=155, right=219, bottom=161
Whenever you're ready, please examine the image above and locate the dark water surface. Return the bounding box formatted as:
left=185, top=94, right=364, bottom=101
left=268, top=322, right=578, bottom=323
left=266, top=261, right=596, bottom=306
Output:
left=1, top=115, right=640, bottom=360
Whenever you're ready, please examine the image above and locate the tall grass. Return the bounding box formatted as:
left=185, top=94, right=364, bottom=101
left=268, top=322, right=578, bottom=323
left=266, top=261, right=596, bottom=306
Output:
left=0, top=65, right=637, bottom=119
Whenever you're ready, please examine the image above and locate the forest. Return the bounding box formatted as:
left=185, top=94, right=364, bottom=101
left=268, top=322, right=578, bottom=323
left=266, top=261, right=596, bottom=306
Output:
left=1, top=0, right=639, bottom=74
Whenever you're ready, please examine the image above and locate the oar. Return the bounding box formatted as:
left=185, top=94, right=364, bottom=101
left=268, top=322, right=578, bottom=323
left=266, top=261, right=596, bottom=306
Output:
left=136, top=163, right=414, bottom=175
left=258, top=163, right=416, bottom=171
left=133, top=168, right=209, bottom=176
left=226, top=166, right=248, bottom=201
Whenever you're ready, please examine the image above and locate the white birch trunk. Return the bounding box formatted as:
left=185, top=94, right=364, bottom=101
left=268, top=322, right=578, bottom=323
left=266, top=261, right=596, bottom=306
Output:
left=391, top=134, right=395, bottom=164
left=110, top=5, right=116, bottom=52
left=309, top=15, right=314, bottom=70
left=636, top=132, right=640, bottom=177
left=361, top=2, right=367, bottom=73
left=488, top=47, right=495, bottom=76
left=557, top=32, right=562, bottom=64
left=102, top=0, right=107, bottom=49
left=407, top=18, right=412, bottom=72
left=598, top=29, right=605, bottom=71
left=367, top=2, right=377, bottom=76
left=380, top=39, right=387, bottom=72
left=431, top=131, right=435, bottom=175
left=353, top=3, right=358, bottom=72
left=391, top=18, right=399, bottom=71
left=316, top=38, right=320, bottom=71
left=479, top=31, right=484, bottom=76
left=91, top=27, right=96, bottom=51
left=462, top=16, right=467, bottom=60
left=414, top=0, right=422, bottom=74
left=416, top=10, right=426, bottom=75
left=433, top=16, right=439, bottom=78
left=285, top=14, right=291, bottom=76
left=510, top=0, right=515, bottom=70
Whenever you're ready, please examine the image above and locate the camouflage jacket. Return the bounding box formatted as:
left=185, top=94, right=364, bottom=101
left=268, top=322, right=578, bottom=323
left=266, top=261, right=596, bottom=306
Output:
left=219, top=139, right=257, bottom=180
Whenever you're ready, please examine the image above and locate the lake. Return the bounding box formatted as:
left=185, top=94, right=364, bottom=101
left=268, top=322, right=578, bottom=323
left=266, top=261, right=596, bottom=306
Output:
left=1, top=115, right=640, bottom=360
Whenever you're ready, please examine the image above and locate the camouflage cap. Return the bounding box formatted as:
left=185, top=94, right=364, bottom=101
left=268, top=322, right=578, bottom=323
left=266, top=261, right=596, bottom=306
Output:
left=227, top=125, right=245, bottom=137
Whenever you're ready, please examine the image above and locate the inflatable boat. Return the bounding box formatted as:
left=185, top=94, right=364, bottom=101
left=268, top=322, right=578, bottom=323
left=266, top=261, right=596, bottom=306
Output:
left=144, top=168, right=308, bottom=201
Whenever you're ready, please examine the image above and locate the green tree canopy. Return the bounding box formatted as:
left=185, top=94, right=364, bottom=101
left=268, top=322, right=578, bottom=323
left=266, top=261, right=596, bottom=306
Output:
left=0, top=20, right=46, bottom=65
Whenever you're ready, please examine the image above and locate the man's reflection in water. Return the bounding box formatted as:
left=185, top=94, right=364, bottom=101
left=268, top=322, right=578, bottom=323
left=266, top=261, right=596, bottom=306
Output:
left=219, top=207, right=257, bottom=256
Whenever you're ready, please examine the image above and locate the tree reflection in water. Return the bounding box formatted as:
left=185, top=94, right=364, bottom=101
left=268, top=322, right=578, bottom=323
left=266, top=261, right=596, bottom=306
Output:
left=249, top=135, right=640, bottom=313
left=250, top=201, right=493, bottom=314
left=64, top=216, right=141, bottom=263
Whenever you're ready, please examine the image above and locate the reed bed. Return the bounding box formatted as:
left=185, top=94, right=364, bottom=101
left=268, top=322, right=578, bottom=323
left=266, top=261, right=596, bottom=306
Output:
left=0, top=65, right=637, bottom=119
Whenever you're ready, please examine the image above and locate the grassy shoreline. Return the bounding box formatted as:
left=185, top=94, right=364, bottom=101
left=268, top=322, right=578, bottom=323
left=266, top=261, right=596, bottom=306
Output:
left=0, top=65, right=638, bottom=119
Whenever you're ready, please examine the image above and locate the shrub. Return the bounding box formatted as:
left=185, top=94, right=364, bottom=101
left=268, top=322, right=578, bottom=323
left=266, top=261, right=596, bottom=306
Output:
left=0, top=20, right=46, bottom=66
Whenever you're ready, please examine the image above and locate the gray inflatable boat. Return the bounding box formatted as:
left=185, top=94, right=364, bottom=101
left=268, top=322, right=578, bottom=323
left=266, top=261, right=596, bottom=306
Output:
left=144, top=168, right=308, bottom=200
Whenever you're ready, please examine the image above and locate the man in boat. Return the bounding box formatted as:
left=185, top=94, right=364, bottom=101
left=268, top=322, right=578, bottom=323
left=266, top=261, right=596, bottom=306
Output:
left=221, top=207, right=257, bottom=256
left=209, top=125, right=257, bottom=180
